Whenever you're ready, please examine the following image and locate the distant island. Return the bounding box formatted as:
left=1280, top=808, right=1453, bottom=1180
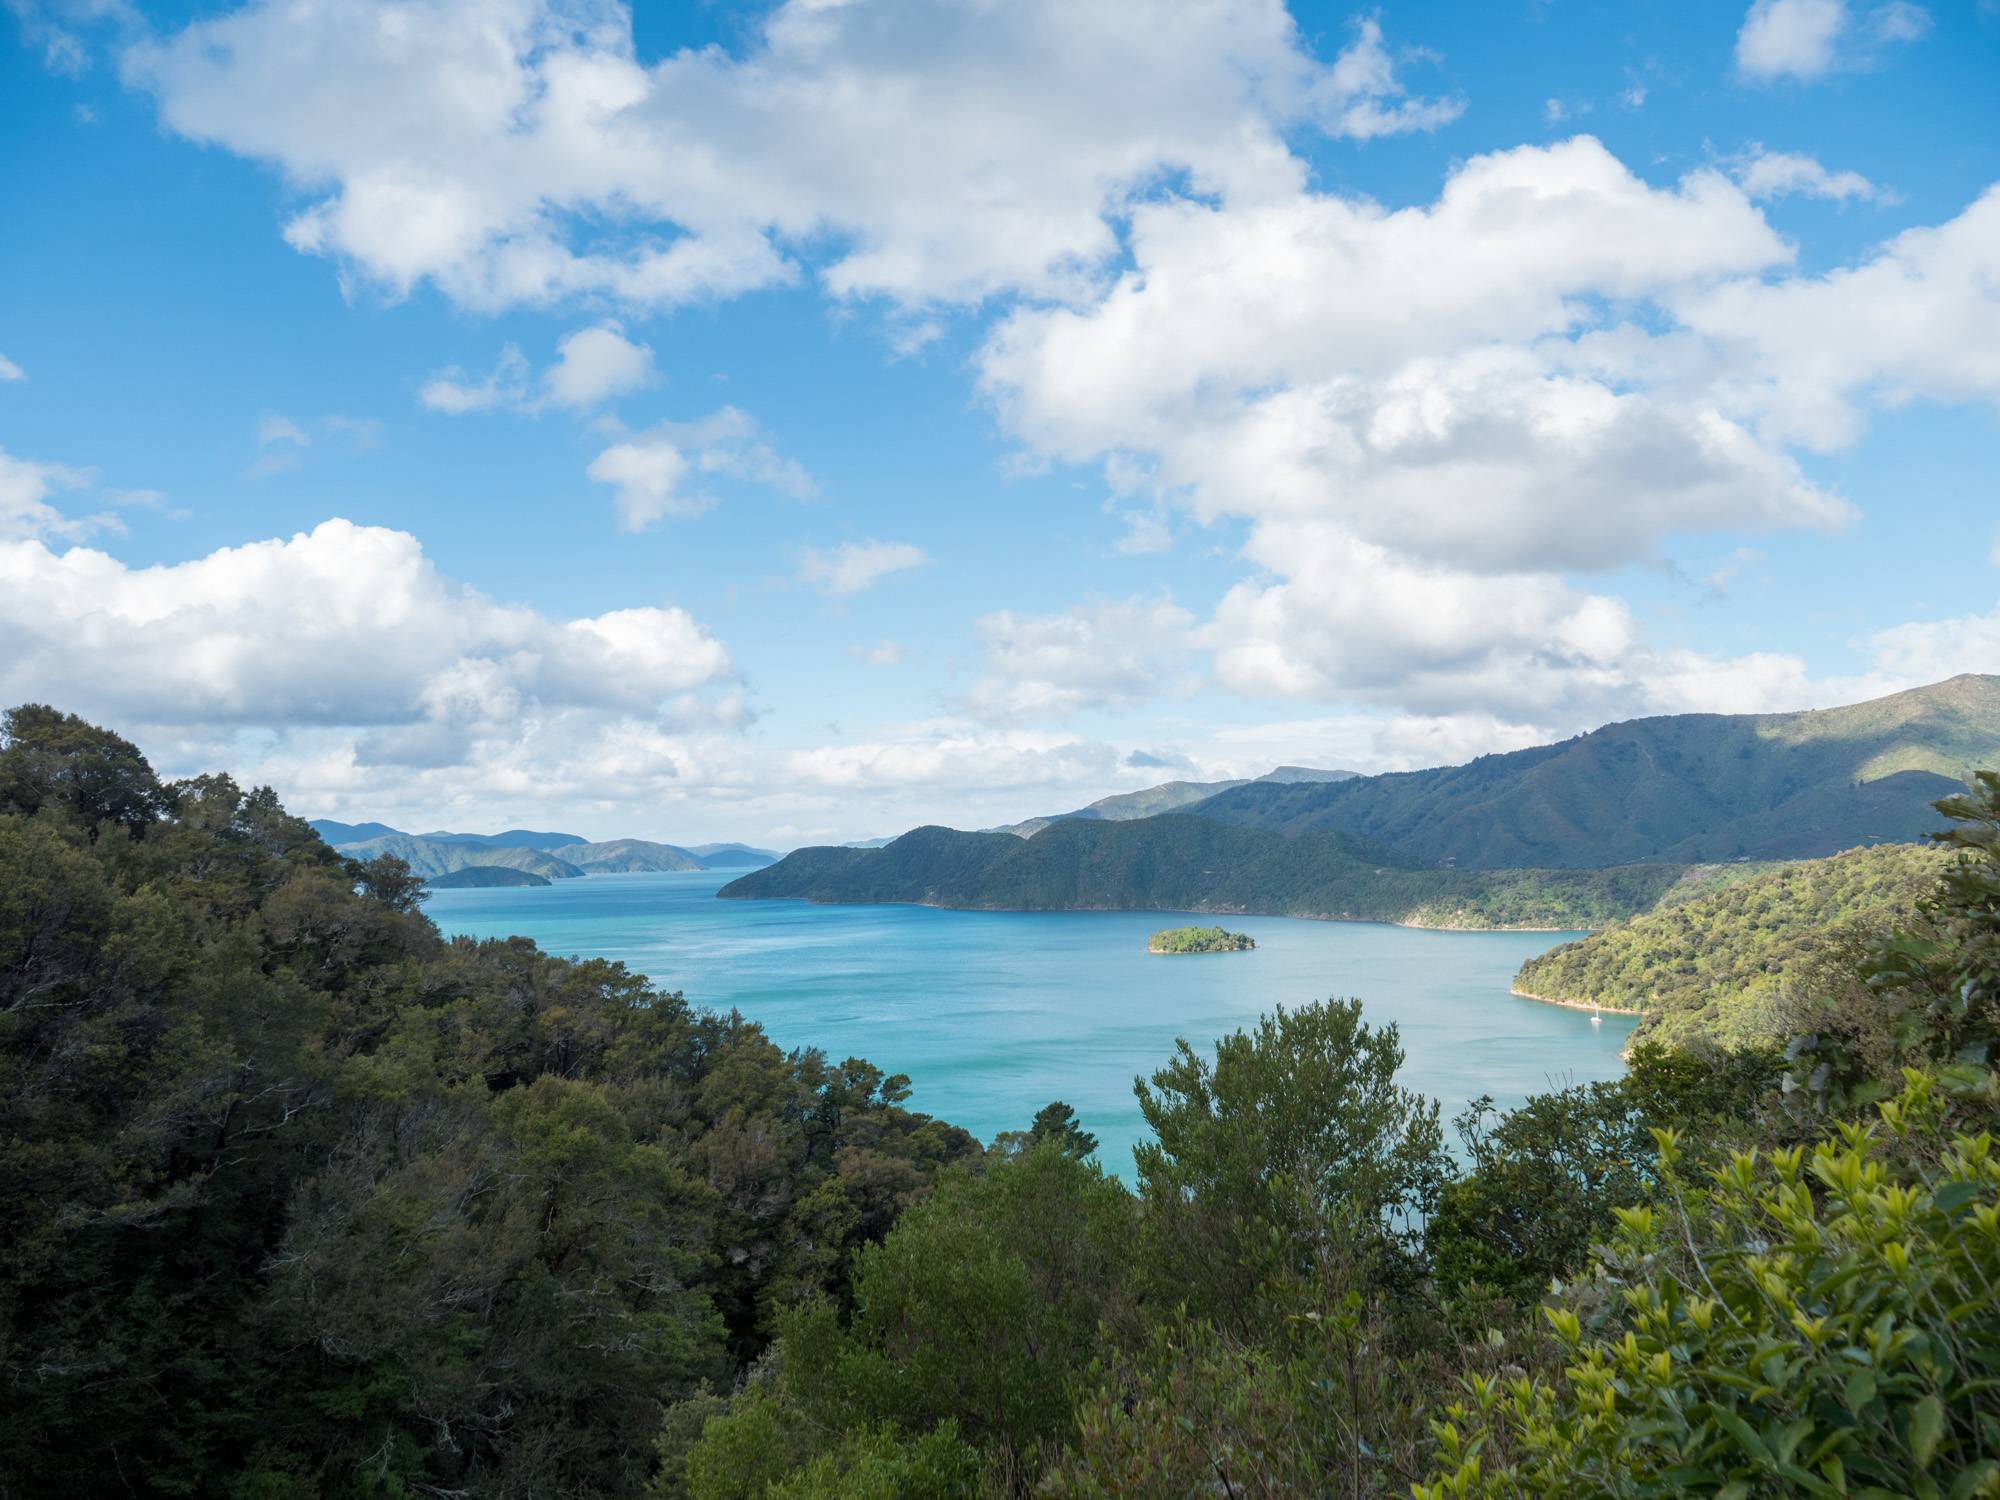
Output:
left=1149, top=925, right=1256, bottom=954
left=426, top=866, right=551, bottom=888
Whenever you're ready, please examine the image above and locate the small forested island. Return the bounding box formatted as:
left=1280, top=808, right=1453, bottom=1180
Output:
left=1149, top=924, right=1255, bottom=954
left=425, top=865, right=551, bottom=888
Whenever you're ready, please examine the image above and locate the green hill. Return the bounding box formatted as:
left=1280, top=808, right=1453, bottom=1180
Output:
left=547, top=838, right=705, bottom=874
left=721, top=816, right=1697, bottom=930
left=333, top=833, right=586, bottom=882
left=425, top=865, right=552, bottom=888
left=1190, top=676, right=1996, bottom=868
left=1513, top=841, right=1953, bottom=1048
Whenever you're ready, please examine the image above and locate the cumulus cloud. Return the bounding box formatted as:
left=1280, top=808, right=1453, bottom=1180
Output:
left=1735, top=0, right=1930, bottom=82
left=978, top=136, right=2000, bottom=730
left=798, top=540, right=929, bottom=597
left=124, top=0, right=1459, bottom=311
left=971, top=596, right=1197, bottom=721
left=542, top=323, right=655, bottom=408
left=0, top=351, right=24, bottom=381
left=1733, top=145, right=1881, bottom=202
left=588, top=407, right=814, bottom=530
left=0, top=517, right=750, bottom=823
left=0, top=518, right=736, bottom=729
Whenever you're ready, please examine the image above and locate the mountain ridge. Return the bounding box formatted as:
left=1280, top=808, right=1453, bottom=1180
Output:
left=726, top=677, right=1995, bottom=926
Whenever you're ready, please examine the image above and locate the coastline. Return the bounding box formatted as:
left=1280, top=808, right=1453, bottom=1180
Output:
left=1510, top=984, right=1644, bottom=1015
left=723, top=891, right=1600, bottom=936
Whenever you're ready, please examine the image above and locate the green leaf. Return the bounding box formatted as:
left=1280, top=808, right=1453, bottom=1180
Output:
left=1846, top=1370, right=1878, bottom=1409
left=1909, top=1394, right=1944, bottom=1469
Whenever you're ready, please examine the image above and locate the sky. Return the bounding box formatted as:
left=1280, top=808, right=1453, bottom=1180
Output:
left=1, top=0, right=1997, bottom=848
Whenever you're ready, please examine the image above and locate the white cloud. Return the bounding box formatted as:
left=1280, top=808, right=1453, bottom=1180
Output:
left=972, top=595, right=1197, bottom=721
left=124, top=0, right=1459, bottom=311
left=422, top=324, right=654, bottom=415
left=798, top=539, right=929, bottom=597
left=542, top=322, right=655, bottom=409
left=420, top=344, right=530, bottom=414
left=0, top=517, right=745, bottom=814
left=0, top=518, right=736, bottom=729
left=785, top=722, right=1127, bottom=793
left=0, top=351, right=24, bottom=381
left=1861, top=600, right=2000, bottom=685
left=588, top=407, right=814, bottom=531
left=1318, top=15, right=1464, bottom=142
left=0, top=446, right=104, bottom=540
left=256, top=412, right=309, bottom=447
left=978, top=136, right=2000, bottom=730
left=1733, top=145, right=1880, bottom=202
left=1735, top=0, right=1930, bottom=82
left=853, top=640, right=905, bottom=666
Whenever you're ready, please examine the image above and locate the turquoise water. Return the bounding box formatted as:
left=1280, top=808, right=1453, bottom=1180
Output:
left=426, top=871, right=1636, bottom=1177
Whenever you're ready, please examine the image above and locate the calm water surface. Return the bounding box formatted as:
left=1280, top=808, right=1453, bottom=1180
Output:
left=427, top=871, right=1635, bottom=1176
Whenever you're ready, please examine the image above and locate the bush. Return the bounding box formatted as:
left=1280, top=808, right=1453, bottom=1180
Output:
left=1417, top=1068, right=2000, bottom=1499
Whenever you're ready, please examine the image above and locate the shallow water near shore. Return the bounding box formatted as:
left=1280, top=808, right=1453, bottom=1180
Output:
left=427, top=870, right=1637, bottom=1177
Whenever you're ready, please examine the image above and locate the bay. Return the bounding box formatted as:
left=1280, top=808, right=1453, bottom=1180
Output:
left=426, top=870, right=1636, bottom=1176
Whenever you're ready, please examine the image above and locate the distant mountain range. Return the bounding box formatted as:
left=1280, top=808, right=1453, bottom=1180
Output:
left=310, top=820, right=780, bottom=882
left=992, top=765, right=1357, bottom=838
left=724, top=676, right=1999, bottom=928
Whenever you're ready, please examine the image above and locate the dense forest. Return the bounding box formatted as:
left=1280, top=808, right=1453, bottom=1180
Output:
left=1516, top=841, right=1953, bottom=1049
left=3, top=706, right=1998, bottom=1497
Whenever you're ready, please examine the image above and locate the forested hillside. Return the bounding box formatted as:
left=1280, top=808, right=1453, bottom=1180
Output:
left=1515, top=841, right=1954, bottom=1049
left=722, top=815, right=1700, bottom=929
left=0, top=706, right=979, bottom=1497
left=1191, top=674, right=1996, bottom=867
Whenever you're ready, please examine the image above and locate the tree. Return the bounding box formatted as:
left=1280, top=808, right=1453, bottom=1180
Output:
left=0, top=703, right=169, bottom=835
left=1028, top=1100, right=1098, bottom=1158
left=1131, top=998, right=1450, bottom=1337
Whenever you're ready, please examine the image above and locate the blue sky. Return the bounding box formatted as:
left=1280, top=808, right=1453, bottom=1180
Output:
left=1, top=0, right=1996, bottom=846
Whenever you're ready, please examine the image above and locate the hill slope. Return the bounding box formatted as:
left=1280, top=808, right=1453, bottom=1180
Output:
left=547, top=838, right=707, bottom=874
left=995, top=766, right=1358, bottom=838
left=721, top=816, right=1697, bottom=930
left=333, top=834, right=586, bottom=882
left=1514, top=842, right=1952, bottom=1048
left=1192, top=676, right=1997, bottom=868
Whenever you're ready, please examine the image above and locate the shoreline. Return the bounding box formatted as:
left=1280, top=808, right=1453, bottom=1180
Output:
left=1510, top=984, right=1644, bottom=1016
left=722, top=891, right=1599, bottom=936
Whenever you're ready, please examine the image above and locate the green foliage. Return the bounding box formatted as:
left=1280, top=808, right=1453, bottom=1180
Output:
left=0, top=702, right=173, bottom=836
left=1148, top=924, right=1255, bottom=952
left=1428, top=1045, right=1783, bottom=1304
left=762, top=1423, right=981, bottom=1499
left=0, top=708, right=980, bottom=1497
left=1417, top=1068, right=2000, bottom=1499
left=1788, top=773, right=2000, bottom=1111
left=671, top=1139, right=1135, bottom=1490
left=1133, top=999, right=1450, bottom=1337
left=1516, top=842, right=1950, bottom=1049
